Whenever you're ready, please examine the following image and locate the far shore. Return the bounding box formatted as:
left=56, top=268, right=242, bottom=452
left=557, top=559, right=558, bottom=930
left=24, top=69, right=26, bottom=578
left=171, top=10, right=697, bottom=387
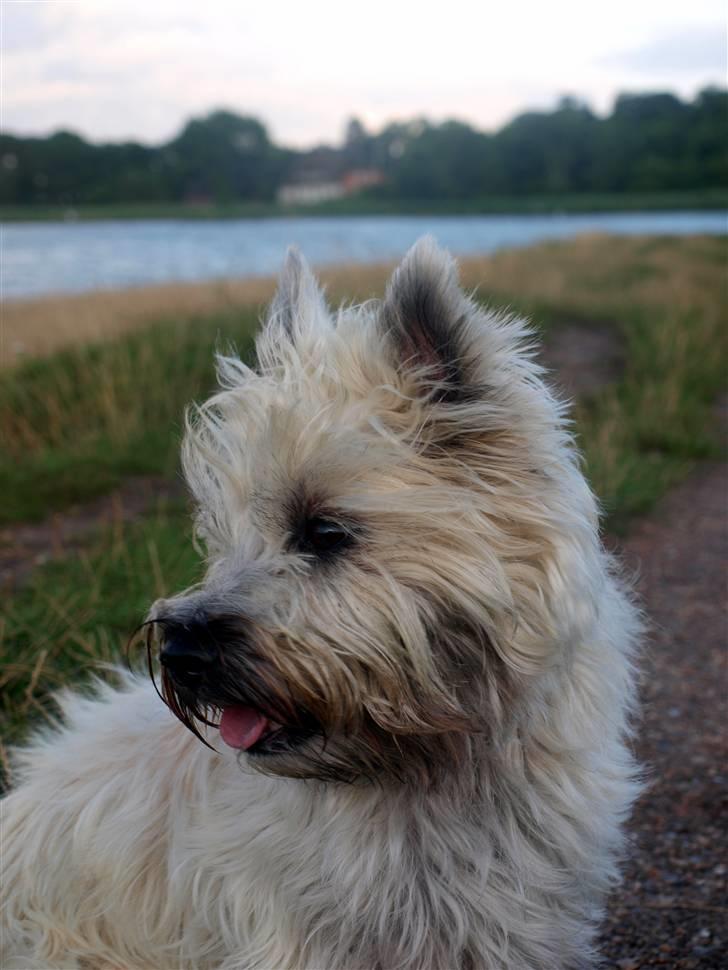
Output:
left=2, top=189, right=728, bottom=224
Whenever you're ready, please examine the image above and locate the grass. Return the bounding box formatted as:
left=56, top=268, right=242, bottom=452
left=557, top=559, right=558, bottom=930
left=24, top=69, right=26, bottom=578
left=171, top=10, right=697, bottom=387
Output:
left=1, top=188, right=727, bottom=222
left=0, top=499, right=201, bottom=774
left=458, top=234, right=728, bottom=525
left=1, top=262, right=395, bottom=366
left=1, top=233, right=726, bottom=772
left=0, top=309, right=258, bottom=523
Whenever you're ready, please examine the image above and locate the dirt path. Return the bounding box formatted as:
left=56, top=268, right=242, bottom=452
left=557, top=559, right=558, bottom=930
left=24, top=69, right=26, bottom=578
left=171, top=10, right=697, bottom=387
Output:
left=540, top=322, right=624, bottom=400
left=599, top=460, right=728, bottom=968
left=0, top=476, right=186, bottom=589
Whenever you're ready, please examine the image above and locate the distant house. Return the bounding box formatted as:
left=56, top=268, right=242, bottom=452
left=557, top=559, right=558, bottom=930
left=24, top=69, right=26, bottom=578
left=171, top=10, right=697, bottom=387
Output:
left=340, top=169, right=386, bottom=194
left=278, top=180, right=346, bottom=205
left=277, top=167, right=385, bottom=206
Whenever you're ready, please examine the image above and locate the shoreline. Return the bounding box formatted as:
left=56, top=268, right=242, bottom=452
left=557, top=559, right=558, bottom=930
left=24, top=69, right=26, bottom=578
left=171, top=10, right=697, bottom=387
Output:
left=2, top=233, right=725, bottom=370
left=0, top=260, right=397, bottom=367
left=2, top=190, right=727, bottom=224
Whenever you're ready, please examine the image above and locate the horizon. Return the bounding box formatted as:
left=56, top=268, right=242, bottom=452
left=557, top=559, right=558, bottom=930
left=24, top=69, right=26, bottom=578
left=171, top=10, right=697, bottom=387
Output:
left=2, top=0, right=725, bottom=150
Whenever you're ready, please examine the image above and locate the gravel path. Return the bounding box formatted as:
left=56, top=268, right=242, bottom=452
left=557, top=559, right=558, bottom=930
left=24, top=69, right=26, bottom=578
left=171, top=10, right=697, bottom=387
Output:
left=599, top=460, right=728, bottom=968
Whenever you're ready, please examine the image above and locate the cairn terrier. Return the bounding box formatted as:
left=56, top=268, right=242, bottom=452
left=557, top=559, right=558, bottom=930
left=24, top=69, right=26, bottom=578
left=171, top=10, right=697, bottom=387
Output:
left=1, top=239, right=641, bottom=969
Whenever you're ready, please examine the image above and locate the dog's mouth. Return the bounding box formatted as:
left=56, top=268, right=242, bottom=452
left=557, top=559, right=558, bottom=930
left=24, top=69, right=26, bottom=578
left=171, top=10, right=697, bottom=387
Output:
left=218, top=705, right=318, bottom=755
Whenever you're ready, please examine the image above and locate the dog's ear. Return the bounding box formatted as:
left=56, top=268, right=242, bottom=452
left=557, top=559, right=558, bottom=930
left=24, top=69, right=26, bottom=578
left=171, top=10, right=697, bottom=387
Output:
left=380, top=237, right=474, bottom=404
left=266, top=246, right=330, bottom=342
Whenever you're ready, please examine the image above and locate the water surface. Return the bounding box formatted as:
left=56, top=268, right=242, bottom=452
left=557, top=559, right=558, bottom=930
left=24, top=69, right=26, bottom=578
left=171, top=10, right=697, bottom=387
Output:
left=2, top=211, right=726, bottom=300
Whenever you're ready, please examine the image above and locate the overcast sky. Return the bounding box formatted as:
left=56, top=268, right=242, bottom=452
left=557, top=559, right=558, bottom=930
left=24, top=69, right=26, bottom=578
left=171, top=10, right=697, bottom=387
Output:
left=2, top=0, right=725, bottom=147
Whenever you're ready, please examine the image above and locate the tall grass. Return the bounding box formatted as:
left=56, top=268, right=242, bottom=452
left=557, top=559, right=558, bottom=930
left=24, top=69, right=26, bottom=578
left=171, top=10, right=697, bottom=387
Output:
left=460, top=234, right=727, bottom=527
left=0, top=499, right=201, bottom=779
left=576, top=303, right=725, bottom=528
left=0, top=309, right=258, bottom=522
left=1, top=263, right=390, bottom=366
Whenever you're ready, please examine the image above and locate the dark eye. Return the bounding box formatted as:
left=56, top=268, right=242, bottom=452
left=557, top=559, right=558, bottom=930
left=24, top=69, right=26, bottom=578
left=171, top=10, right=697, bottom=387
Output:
left=302, top=517, right=352, bottom=556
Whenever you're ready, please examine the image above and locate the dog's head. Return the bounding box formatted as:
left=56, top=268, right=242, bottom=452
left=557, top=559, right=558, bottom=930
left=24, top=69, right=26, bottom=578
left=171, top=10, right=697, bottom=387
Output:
left=149, top=238, right=598, bottom=785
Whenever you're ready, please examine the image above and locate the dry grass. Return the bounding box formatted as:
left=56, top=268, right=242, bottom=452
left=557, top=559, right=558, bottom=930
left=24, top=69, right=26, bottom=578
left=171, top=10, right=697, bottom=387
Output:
left=2, top=276, right=273, bottom=367
left=458, top=233, right=727, bottom=321
left=0, top=308, right=260, bottom=523
left=1, top=263, right=394, bottom=367
left=3, top=234, right=724, bottom=368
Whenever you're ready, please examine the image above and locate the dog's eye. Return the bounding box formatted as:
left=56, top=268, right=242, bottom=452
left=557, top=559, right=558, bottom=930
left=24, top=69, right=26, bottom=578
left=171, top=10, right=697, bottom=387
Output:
left=302, top=517, right=352, bottom=556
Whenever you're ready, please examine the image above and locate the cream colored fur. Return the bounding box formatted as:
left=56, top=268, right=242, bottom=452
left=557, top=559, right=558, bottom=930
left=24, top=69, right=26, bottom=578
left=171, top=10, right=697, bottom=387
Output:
left=1, top=239, right=641, bottom=969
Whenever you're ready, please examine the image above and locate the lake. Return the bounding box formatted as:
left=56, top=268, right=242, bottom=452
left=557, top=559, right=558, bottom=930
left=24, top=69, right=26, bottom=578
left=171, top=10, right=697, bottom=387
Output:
left=2, top=211, right=726, bottom=300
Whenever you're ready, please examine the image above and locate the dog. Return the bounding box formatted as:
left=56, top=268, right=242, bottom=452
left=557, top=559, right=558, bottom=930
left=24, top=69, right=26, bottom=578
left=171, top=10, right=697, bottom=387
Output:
left=1, top=239, right=641, bottom=969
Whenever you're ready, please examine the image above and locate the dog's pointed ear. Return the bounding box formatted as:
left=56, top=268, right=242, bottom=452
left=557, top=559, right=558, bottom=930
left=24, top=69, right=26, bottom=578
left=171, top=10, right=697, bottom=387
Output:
left=380, top=237, right=473, bottom=403
left=267, top=246, right=329, bottom=341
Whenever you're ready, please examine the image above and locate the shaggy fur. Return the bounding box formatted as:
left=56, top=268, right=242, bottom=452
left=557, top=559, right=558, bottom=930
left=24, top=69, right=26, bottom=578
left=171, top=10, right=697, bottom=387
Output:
left=1, top=239, right=641, bottom=969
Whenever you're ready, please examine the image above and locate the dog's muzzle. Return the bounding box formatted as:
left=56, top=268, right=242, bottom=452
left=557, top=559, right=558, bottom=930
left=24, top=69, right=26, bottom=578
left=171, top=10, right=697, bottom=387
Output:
left=155, top=615, right=320, bottom=755
left=159, top=620, right=218, bottom=689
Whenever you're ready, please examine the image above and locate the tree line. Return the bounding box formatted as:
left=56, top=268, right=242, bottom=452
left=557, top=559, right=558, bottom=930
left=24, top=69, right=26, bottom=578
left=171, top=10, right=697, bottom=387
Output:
left=0, top=88, right=725, bottom=207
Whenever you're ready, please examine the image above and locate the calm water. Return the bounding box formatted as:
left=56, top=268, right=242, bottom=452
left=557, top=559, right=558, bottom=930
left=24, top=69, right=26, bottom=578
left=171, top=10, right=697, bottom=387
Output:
left=2, top=211, right=726, bottom=300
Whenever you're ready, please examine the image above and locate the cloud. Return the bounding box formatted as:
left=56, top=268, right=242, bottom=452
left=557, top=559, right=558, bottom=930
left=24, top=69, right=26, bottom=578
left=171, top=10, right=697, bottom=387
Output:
left=0, top=3, right=55, bottom=52
left=605, top=24, right=726, bottom=74
left=1, top=1, right=726, bottom=146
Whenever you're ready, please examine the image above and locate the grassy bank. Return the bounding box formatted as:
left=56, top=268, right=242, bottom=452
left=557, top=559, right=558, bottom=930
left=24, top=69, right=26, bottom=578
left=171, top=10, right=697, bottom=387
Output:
left=1, top=234, right=726, bottom=764
left=1, top=310, right=257, bottom=522
left=2, top=189, right=727, bottom=223
left=3, top=235, right=725, bottom=526
left=2, top=263, right=393, bottom=366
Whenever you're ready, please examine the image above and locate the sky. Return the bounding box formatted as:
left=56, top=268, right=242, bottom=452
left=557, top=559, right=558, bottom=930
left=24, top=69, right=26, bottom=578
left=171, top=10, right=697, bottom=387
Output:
left=1, top=0, right=726, bottom=148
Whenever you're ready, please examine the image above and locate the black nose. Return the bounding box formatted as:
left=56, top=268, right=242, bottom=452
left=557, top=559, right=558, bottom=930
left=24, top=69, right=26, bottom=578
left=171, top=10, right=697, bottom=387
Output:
left=160, top=624, right=217, bottom=685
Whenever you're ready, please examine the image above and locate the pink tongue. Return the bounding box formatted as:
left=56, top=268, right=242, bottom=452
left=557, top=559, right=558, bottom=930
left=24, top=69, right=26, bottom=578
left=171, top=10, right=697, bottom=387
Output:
left=219, top=706, right=270, bottom=750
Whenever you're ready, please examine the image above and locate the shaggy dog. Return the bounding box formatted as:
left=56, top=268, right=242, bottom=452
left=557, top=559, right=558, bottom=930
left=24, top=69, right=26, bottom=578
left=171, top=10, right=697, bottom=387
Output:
left=1, top=239, right=641, bottom=969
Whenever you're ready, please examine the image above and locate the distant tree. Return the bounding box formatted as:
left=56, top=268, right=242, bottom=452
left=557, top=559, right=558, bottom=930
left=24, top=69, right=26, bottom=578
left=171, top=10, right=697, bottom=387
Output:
left=684, top=88, right=728, bottom=188
left=381, top=120, right=495, bottom=198
left=595, top=93, right=688, bottom=190
left=168, top=111, right=288, bottom=202
left=344, top=117, right=367, bottom=146
left=341, top=117, right=372, bottom=169
left=0, top=131, right=162, bottom=205
left=0, top=89, right=726, bottom=207
left=495, top=102, right=598, bottom=194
